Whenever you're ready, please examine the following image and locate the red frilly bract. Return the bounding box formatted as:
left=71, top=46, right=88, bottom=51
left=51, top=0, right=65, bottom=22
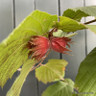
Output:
left=27, top=36, right=50, bottom=60
left=27, top=35, right=71, bottom=60
left=50, top=37, right=72, bottom=54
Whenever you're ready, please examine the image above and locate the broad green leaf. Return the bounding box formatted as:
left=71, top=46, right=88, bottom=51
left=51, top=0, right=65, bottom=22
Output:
left=53, top=30, right=77, bottom=37
left=75, top=47, right=96, bottom=96
left=35, top=59, right=68, bottom=84
left=54, top=16, right=86, bottom=33
left=0, top=10, right=57, bottom=87
left=42, top=79, right=74, bottom=96
left=3, top=10, right=58, bottom=44
left=7, top=59, right=36, bottom=96
left=63, top=6, right=96, bottom=21
left=86, top=25, right=96, bottom=34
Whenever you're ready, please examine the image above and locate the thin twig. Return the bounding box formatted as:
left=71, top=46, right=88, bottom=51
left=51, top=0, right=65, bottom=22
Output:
left=84, top=19, right=96, bottom=24
left=31, top=49, right=52, bottom=71
left=17, top=49, right=51, bottom=72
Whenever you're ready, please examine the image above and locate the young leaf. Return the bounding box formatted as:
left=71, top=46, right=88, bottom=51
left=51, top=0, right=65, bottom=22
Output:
left=0, top=10, right=57, bottom=87
left=42, top=79, right=74, bottom=96
left=53, top=30, right=77, bottom=37
left=35, top=59, right=68, bottom=84
left=7, top=59, right=36, bottom=96
left=54, top=16, right=86, bottom=33
left=63, top=6, right=96, bottom=21
left=75, top=47, right=96, bottom=96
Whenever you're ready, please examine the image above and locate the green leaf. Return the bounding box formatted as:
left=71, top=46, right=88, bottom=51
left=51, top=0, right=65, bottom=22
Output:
left=75, top=47, right=96, bottom=96
left=0, top=10, right=57, bottom=87
left=53, top=30, right=78, bottom=37
left=7, top=59, right=36, bottom=96
left=3, top=10, right=58, bottom=44
left=54, top=16, right=86, bottom=32
left=42, top=79, right=74, bottom=96
left=35, top=59, right=68, bottom=84
left=53, top=30, right=65, bottom=37
left=86, top=25, right=96, bottom=34
left=63, top=6, right=96, bottom=21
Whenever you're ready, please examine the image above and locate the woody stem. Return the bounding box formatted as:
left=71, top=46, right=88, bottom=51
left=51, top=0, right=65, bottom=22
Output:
left=84, top=19, right=96, bottom=24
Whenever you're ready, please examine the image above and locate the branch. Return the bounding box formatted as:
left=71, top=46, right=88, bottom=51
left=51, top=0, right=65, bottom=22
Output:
left=17, top=19, right=96, bottom=72
left=84, top=19, right=96, bottom=24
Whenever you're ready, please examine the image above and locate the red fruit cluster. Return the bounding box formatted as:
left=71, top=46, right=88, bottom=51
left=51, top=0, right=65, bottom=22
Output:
left=27, top=35, right=71, bottom=60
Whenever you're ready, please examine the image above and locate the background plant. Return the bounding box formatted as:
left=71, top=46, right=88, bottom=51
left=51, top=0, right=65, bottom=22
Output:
left=0, top=6, right=96, bottom=96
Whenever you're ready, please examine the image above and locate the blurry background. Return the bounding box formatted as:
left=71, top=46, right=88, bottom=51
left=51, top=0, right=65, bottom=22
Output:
left=0, top=0, right=96, bottom=96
